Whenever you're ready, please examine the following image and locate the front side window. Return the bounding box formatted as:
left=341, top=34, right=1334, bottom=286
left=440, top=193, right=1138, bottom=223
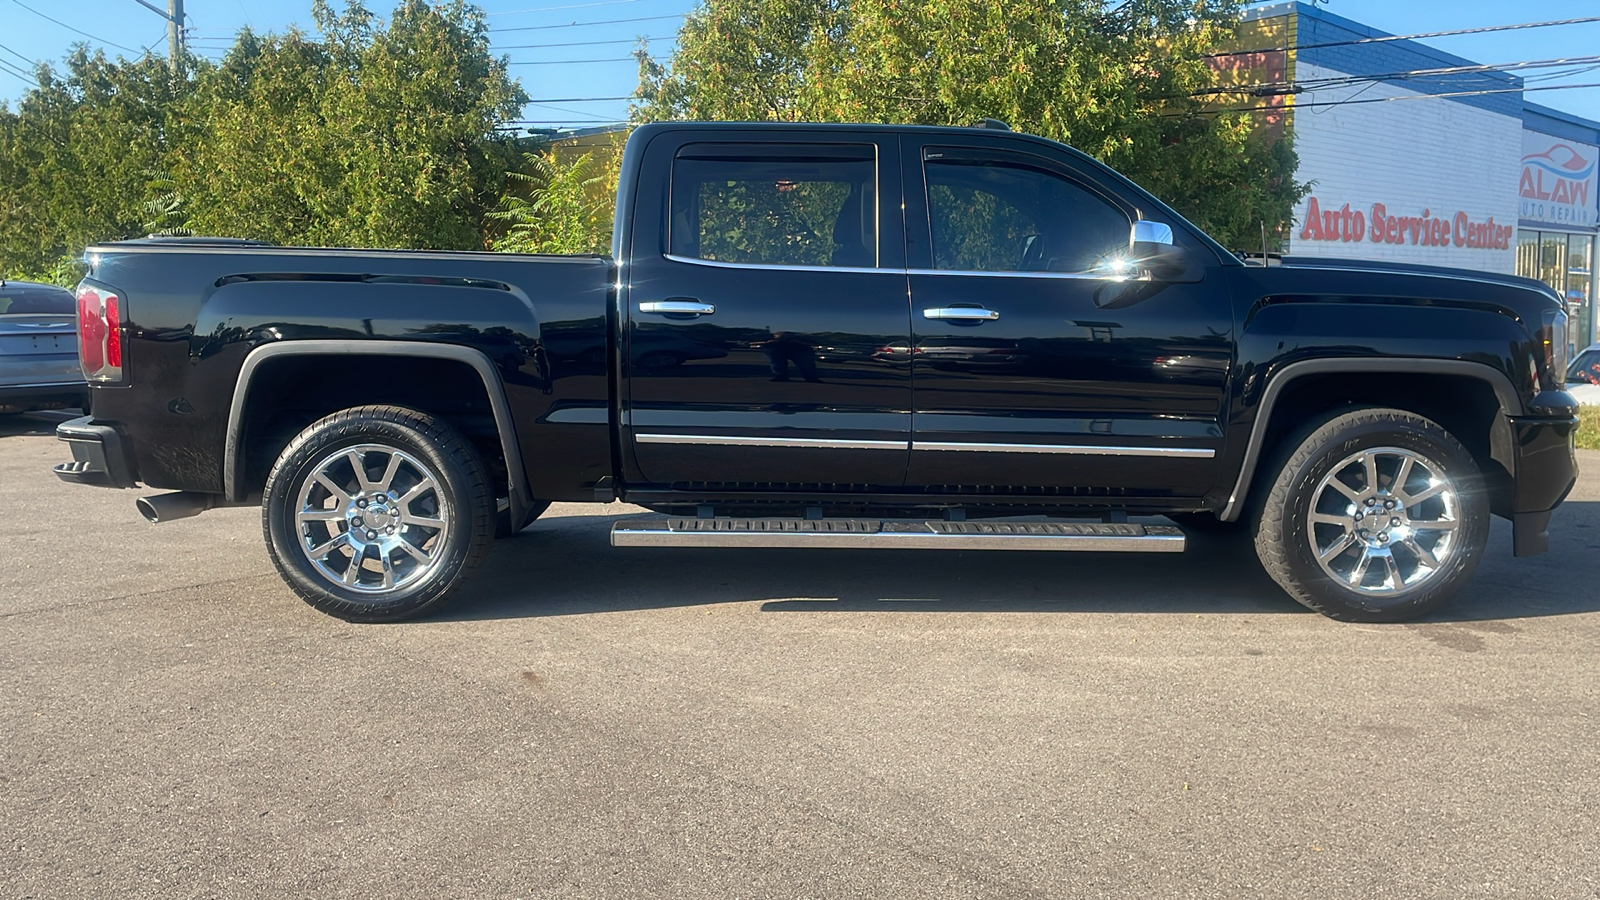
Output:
left=925, top=155, right=1132, bottom=274
left=670, top=146, right=877, bottom=268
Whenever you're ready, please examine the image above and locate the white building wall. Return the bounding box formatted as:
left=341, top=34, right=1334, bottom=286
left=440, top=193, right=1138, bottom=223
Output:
left=1286, top=62, right=1523, bottom=273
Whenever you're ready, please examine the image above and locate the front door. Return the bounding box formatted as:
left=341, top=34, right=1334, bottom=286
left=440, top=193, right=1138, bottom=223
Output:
left=622, top=133, right=912, bottom=489
left=901, top=139, right=1233, bottom=498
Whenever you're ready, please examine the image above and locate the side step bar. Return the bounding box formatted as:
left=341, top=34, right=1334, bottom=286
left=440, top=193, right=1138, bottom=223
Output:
left=610, top=517, right=1185, bottom=552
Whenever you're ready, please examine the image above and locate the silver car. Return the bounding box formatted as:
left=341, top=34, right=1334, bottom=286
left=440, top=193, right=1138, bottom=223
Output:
left=0, top=280, right=87, bottom=415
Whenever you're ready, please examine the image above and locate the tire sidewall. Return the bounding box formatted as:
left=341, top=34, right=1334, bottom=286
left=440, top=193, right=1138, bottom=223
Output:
left=265, top=413, right=481, bottom=621
left=1274, top=413, right=1489, bottom=621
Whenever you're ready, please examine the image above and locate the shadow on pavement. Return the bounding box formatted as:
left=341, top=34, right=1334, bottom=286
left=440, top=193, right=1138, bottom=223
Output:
left=0, top=409, right=80, bottom=438
left=441, top=500, right=1600, bottom=623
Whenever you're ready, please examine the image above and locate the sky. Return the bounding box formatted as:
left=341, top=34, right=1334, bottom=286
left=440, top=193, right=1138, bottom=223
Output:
left=1, top=0, right=1598, bottom=129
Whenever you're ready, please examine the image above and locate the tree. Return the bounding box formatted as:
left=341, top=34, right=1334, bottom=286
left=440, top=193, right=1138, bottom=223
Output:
left=636, top=0, right=1305, bottom=250
left=488, top=150, right=616, bottom=255
left=175, top=0, right=528, bottom=249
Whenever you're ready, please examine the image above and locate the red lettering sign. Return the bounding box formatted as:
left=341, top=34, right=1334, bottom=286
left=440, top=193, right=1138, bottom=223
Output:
left=1299, top=196, right=1510, bottom=251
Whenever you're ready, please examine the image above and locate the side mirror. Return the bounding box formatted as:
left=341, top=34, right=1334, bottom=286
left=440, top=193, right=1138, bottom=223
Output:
left=1130, top=220, right=1199, bottom=282
left=1131, top=220, right=1176, bottom=259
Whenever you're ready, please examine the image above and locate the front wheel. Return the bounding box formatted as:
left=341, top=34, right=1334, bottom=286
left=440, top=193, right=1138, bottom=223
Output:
left=263, top=405, right=495, bottom=622
left=1253, top=407, right=1489, bottom=622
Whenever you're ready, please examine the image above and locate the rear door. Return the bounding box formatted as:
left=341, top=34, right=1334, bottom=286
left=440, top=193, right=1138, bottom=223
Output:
left=901, top=137, right=1233, bottom=498
left=0, top=283, right=81, bottom=388
left=621, top=131, right=912, bottom=489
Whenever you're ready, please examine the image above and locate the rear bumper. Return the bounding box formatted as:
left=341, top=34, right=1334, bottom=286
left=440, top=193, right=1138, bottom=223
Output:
left=53, top=415, right=138, bottom=488
left=1508, top=415, right=1580, bottom=557
left=0, top=381, right=87, bottom=414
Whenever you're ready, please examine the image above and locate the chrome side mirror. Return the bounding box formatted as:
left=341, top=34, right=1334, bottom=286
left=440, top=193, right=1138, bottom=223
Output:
left=1132, top=220, right=1174, bottom=247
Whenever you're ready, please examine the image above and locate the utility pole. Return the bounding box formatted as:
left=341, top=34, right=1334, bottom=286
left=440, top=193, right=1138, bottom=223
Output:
left=131, top=0, right=184, bottom=74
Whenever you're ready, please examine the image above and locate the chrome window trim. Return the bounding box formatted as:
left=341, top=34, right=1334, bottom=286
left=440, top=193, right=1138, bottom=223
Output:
left=914, top=441, right=1215, bottom=458
left=908, top=267, right=1140, bottom=282
left=635, top=433, right=910, bottom=450
left=662, top=254, right=892, bottom=276
left=635, top=433, right=1213, bottom=458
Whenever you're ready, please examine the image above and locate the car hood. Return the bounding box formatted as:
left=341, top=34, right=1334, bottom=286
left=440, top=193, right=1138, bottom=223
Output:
left=1275, top=256, right=1560, bottom=298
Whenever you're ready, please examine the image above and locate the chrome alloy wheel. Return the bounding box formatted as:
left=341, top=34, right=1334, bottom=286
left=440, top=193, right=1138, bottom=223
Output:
left=1306, top=446, right=1461, bottom=595
left=293, top=444, right=449, bottom=594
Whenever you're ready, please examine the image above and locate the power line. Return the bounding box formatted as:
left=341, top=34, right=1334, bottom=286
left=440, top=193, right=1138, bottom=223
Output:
left=1207, top=79, right=1600, bottom=114
left=488, top=0, right=641, bottom=15
left=522, top=95, right=636, bottom=102
left=507, top=57, right=636, bottom=65
left=1201, top=53, right=1600, bottom=97
left=1208, top=14, right=1600, bottom=60
left=489, top=13, right=684, bottom=33
left=0, top=57, right=33, bottom=82
left=0, top=40, right=37, bottom=67
left=5, top=0, right=142, bottom=54
left=494, top=35, right=668, bottom=49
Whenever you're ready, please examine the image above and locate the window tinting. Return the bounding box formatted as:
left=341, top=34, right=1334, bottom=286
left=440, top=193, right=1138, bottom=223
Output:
left=925, top=157, right=1131, bottom=274
left=0, top=285, right=74, bottom=315
left=670, top=147, right=877, bottom=268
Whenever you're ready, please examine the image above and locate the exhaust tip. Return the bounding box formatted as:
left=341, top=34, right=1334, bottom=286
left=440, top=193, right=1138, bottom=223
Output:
left=137, top=491, right=216, bottom=524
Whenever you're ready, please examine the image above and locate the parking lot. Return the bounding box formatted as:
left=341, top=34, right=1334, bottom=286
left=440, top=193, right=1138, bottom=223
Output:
left=3, top=409, right=1599, bottom=898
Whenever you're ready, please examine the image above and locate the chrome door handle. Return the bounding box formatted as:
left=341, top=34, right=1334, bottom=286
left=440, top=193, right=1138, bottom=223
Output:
left=639, top=300, right=716, bottom=316
left=923, top=307, right=1000, bottom=321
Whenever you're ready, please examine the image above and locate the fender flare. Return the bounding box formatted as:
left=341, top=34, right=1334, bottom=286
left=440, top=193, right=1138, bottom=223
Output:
left=223, top=340, right=533, bottom=526
left=1218, top=358, right=1524, bottom=521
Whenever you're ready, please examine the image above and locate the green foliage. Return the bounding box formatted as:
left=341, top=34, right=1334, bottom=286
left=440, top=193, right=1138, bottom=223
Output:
left=636, top=0, right=1307, bottom=251
left=489, top=150, right=614, bottom=254
left=0, top=0, right=529, bottom=279
left=1578, top=406, right=1600, bottom=452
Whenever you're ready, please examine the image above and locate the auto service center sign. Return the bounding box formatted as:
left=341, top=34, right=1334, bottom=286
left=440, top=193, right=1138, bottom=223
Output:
left=1520, top=131, right=1598, bottom=228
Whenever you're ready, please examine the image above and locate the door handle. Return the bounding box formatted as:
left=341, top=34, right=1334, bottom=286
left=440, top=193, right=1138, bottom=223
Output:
left=639, top=299, right=716, bottom=317
left=923, top=307, right=1000, bottom=321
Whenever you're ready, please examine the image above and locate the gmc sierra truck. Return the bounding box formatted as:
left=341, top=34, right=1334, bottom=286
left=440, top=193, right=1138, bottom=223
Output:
left=53, top=121, right=1580, bottom=623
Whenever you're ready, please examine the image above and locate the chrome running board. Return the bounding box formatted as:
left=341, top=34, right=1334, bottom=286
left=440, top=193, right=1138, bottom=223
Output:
left=610, top=517, right=1185, bottom=552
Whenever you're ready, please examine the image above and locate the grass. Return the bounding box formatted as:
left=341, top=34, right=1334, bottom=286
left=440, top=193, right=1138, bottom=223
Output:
left=1579, top=406, right=1600, bottom=451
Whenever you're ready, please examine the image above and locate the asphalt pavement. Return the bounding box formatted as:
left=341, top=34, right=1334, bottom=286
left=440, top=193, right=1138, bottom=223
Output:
left=3, top=410, right=1598, bottom=899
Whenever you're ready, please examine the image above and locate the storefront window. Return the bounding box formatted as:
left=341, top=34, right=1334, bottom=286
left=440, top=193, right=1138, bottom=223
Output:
left=1516, top=228, right=1598, bottom=351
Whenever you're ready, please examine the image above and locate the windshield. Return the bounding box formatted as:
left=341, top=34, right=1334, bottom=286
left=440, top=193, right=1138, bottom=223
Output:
left=1569, top=349, right=1600, bottom=385
left=0, top=284, right=74, bottom=315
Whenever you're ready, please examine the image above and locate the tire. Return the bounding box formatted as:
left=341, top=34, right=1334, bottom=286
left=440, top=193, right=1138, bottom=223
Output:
left=495, top=499, right=551, bottom=539
left=263, top=405, right=495, bottom=623
left=1253, top=407, right=1489, bottom=623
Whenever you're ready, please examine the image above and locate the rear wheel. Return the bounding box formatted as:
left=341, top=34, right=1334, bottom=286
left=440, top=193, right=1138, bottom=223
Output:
left=263, top=405, right=495, bottom=622
left=1253, top=407, right=1489, bottom=622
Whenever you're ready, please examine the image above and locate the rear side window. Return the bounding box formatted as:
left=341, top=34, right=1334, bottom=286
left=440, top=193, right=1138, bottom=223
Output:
left=0, top=284, right=74, bottom=314
left=670, top=144, right=878, bottom=269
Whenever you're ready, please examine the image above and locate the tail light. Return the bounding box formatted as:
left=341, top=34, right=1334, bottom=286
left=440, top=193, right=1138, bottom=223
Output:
left=76, top=285, right=125, bottom=383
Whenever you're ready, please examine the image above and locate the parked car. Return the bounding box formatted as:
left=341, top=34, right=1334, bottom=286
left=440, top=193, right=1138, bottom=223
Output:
left=52, top=121, right=1579, bottom=624
left=1568, top=343, right=1600, bottom=405
left=0, top=280, right=87, bottom=415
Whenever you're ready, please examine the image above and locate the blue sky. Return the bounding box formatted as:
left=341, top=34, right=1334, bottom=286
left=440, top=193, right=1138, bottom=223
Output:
left=1, top=0, right=1598, bottom=127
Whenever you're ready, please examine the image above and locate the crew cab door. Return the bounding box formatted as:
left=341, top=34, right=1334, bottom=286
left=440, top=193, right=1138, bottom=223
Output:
left=621, top=131, right=911, bottom=488
left=901, top=137, right=1232, bottom=497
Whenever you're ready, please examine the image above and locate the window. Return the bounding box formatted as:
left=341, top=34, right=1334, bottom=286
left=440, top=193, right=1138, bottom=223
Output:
left=924, top=155, right=1132, bottom=274
left=0, top=284, right=74, bottom=315
left=669, top=145, right=878, bottom=268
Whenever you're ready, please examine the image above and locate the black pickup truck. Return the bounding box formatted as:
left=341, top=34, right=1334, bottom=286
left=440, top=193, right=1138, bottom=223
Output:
left=54, top=121, right=1579, bottom=623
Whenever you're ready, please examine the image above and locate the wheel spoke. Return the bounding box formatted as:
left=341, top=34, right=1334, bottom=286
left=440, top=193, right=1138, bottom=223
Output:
left=403, top=514, right=446, bottom=531
left=1347, top=551, right=1374, bottom=586
left=380, top=550, right=396, bottom=589
left=1382, top=553, right=1402, bottom=589
left=313, top=472, right=351, bottom=504
left=1362, top=454, right=1378, bottom=493
left=1405, top=538, right=1440, bottom=568
left=1310, top=513, right=1350, bottom=527
left=307, top=530, right=349, bottom=558
left=1413, top=518, right=1458, bottom=532
left=347, top=448, right=379, bottom=494
left=397, top=538, right=432, bottom=564
left=1407, top=481, right=1446, bottom=505
left=1318, top=532, right=1358, bottom=562
left=377, top=452, right=403, bottom=494
left=298, top=508, right=345, bottom=523
left=342, top=545, right=365, bottom=585
left=1327, top=479, right=1362, bottom=503
left=1394, top=457, right=1415, bottom=495
left=397, top=477, right=437, bottom=507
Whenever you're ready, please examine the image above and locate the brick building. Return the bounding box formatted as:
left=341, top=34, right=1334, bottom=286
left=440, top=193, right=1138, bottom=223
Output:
left=1237, top=2, right=1600, bottom=347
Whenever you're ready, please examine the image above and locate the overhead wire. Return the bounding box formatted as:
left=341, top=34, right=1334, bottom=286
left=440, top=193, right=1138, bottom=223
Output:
left=5, top=0, right=142, bottom=54
left=488, top=0, right=642, bottom=15
left=1205, top=14, right=1600, bottom=60
left=1202, top=80, right=1600, bottom=115
left=1200, top=53, right=1600, bottom=97
left=489, top=13, right=685, bottom=33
